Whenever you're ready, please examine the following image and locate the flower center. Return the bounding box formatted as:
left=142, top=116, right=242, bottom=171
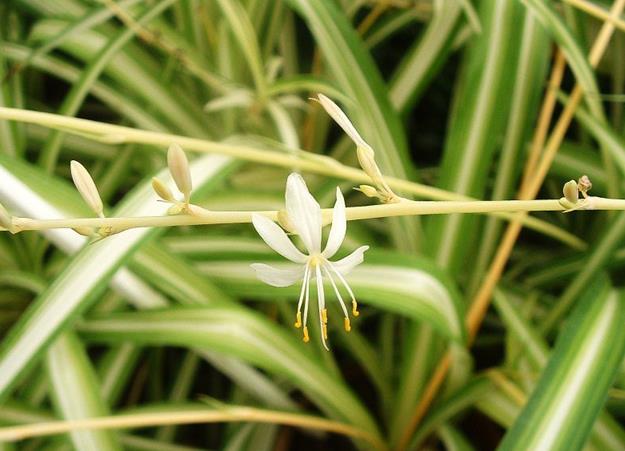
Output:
left=308, top=253, right=324, bottom=268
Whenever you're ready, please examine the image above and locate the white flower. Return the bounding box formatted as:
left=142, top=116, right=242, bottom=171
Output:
left=251, top=173, right=369, bottom=350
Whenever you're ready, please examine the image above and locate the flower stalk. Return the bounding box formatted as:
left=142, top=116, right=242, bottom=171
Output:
left=0, top=106, right=594, bottom=247
left=4, top=196, right=625, bottom=234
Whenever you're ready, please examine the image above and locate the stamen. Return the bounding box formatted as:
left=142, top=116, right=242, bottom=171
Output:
left=294, top=311, right=302, bottom=328
left=303, top=326, right=310, bottom=342
left=322, top=265, right=349, bottom=319
left=316, top=265, right=329, bottom=351
left=344, top=317, right=351, bottom=332
left=322, top=308, right=328, bottom=324
left=327, top=261, right=359, bottom=317
left=303, top=266, right=311, bottom=329
left=295, top=264, right=310, bottom=328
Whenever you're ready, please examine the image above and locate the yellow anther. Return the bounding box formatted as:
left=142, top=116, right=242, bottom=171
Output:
left=344, top=317, right=351, bottom=332
left=322, top=324, right=328, bottom=340
left=352, top=300, right=360, bottom=317
left=303, top=326, right=310, bottom=343
left=322, top=308, right=328, bottom=324
left=294, top=312, right=302, bottom=328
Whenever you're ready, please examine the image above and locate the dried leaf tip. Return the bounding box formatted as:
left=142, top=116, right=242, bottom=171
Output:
left=70, top=160, right=104, bottom=218
left=167, top=144, right=192, bottom=203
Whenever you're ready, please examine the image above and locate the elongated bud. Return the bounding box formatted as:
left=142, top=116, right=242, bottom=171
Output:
left=563, top=180, right=578, bottom=204
left=152, top=177, right=175, bottom=202
left=356, top=146, right=399, bottom=202
left=315, top=94, right=371, bottom=149
left=70, top=161, right=104, bottom=218
left=0, top=202, right=12, bottom=230
left=167, top=144, right=192, bottom=202
left=357, top=146, right=383, bottom=181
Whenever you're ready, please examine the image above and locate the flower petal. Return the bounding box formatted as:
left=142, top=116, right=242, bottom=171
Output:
left=252, top=213, right=307, bottom=263
left=322, top=187, right=346, bottom=258
left=332, top=245, right=369, bottom=275
left=285, top=173, right=322, bottom=253
left=251, top=263, right=304, bottom=287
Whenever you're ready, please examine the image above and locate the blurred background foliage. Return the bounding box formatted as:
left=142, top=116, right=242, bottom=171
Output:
left=1, top=0, right=625, bottom=450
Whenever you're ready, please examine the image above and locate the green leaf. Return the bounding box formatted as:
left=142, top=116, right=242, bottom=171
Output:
left=499, top=277, right=625, bottom=451
left=0, top=153, right=235, bottom=402
left=426, top=0, right=524, bottom=271
left=389, top=0, right=463, bottom=111
left=284, top=0, right=421, bottom=251
left=46, top=332, right=121, bottom=450
left=187, top=240, right=465, bottom=343
left=79, top=307, right=381, bottom=437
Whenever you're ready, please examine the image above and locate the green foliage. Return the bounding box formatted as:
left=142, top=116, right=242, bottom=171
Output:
left=1, top=0, right=625, bottom=450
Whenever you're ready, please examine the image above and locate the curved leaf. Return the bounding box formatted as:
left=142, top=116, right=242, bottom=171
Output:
left=499, top=277, right=625, bottom=451
left=78, top=307, right=381, bottom=437
left=190, top=242, right=465, bottom=343
left=0, top=153, right=235, bottom=401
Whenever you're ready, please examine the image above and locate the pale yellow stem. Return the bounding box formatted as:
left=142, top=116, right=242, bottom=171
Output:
left=0, top=407, right=387, bottom=450
left=3, top=197, right=620, bottom=234
left=0, top=107, right=586, bottom=248
left=564, top=0, right=625, bottom=33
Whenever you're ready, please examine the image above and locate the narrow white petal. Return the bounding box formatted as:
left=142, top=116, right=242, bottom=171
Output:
left=285, top=173, right=322, bottom=253
left=322, top=187, right=346, bottom=258
left=252, top=213, right=307, bottom=263
left=332, top=245, right=369, bottom=275
left=316, top=94, right=370, bottom=149
left=251, top=263, right=304, bottom=287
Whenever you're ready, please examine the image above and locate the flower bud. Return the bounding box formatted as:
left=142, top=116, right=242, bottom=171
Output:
left=578, top=175, right=592, bottom=197
left=70, top=160, right=104, bottom=218
left=563, top=180, right=579, bottom=204
left=167, top=143, right=192, bottom=203
left=151, top=177, right=175, bottom=202
left=356, top=184, right=380, bottom=198
left=356, top=146, right=382, bottom=181
left=315, top=94, right=370, bottom=149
